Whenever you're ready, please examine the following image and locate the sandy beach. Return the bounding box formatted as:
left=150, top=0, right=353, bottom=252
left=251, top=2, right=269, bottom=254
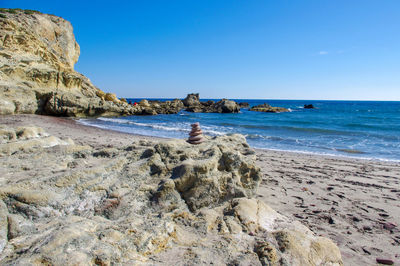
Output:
left=1, top=114, right=399, bottom=265
left=255, top=150, right=400, bottom=265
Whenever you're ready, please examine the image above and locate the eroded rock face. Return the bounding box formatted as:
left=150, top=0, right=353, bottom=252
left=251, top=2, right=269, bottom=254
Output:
left=213, top=98, right=240, bottom=113
left=0, top=126, right=342, bottom=265
left=182, top=93, right=200, bottom=107
left=0, top=8, right=142, bottom=117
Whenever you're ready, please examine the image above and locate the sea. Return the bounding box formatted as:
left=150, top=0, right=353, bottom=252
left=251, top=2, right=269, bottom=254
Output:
left=78, top=99, right=400, bottom=162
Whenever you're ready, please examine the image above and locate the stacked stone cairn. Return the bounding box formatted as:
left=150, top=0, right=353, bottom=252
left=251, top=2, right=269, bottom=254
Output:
left=187, top=122, right=205, bottom=144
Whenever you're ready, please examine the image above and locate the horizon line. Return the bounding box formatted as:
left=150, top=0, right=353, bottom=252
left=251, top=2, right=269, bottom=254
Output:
left=121, top=97, right=400, bottom=102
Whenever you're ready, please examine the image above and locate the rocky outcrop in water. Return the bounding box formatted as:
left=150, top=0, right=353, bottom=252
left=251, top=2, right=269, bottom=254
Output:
left=238, top=102, right=250, bottom=108
left=182, top=93, right=240, bottom=113
left=250, top=103, right=289, bottom=113
left=0, top=125, right=343, bottom=265
left=0, top=8, right=144, bottom=117
left=133, top=94, right=241, bottom=115
left=304, top=104, right=315, bottom=109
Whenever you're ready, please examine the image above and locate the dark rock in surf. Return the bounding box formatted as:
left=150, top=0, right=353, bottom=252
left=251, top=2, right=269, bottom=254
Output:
left=304, top=104, right=315, bottom=109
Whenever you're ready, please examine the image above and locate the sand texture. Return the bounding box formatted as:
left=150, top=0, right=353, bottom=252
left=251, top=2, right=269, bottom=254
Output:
left=255, top=150, right=399, bottom=265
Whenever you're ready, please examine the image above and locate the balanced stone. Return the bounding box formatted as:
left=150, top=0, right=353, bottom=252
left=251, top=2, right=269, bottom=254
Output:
left=188, top=122, right=205, bottom=144
left=189, top=130, right=203, bottom=136
left=189, top=135, right=203, bottom=141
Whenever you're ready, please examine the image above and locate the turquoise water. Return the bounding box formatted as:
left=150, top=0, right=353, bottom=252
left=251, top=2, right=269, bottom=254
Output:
left=79, top=100, right=400, bottom=162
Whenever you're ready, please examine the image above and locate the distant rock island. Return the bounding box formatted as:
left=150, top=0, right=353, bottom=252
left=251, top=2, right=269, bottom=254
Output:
left=250, top=103, right=289, bottom=113
left=304, top=104, right=315, bottom=109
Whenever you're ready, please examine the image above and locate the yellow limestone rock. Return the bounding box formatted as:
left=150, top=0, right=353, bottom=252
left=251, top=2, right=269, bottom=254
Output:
left=0, top=9, right=138, bottom=117
left=0, top=125, right=343, bottom=265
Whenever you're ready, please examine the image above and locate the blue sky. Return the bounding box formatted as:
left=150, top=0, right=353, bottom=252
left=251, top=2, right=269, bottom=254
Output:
left=2, top=0, right=400, bottom=100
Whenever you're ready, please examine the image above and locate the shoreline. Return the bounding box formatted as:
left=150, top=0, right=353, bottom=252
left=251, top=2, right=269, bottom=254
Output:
left=1, top=114, right=399, bottom=265
left=254, top=147, right=400, bottom=164
left=77, top=116, right=400, bottom=164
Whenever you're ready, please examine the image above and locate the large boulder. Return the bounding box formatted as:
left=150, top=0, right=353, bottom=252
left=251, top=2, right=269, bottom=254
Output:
left=182, top=93, right=200, bottom=107
left=212, top=98, right=240, bottom=113
left=0, top=8, right=141, bottom=117
left=155, top=134, right=260, bottom=210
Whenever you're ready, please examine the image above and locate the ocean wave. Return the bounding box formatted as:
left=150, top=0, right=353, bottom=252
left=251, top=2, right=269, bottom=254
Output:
left=244, top=134, right=284, bottom=141
left=96, top=117, right=229, bottom=136
left=78, top=102, right=400, bottom=162
left=97, top=117, right=131, bottom=124
left=98, top=118, right=190, bottom=132
left=218, top=122, right=342, bottom=134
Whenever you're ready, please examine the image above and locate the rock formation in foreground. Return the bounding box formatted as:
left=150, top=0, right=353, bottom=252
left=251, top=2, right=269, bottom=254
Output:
left=0, top=8, right=145, bottom=117
left=250, top=103, right=290, bottom=113
left=0, top=125, right=342, bottom=265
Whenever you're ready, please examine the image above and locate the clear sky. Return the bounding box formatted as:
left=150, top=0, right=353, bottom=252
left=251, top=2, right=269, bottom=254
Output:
left=2, top=0, right=400, bottom=100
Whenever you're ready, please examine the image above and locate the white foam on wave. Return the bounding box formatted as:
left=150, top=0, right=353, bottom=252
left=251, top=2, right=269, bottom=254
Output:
left=97, top=117, right=189, bottom=132
left=97, top=117, right=130, bottom=124
left=80, top=118, right=228, bottom=136
left=201, top=125, right=227, bottom=136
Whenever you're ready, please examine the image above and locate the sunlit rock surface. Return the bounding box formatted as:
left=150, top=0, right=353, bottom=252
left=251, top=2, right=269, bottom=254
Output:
left=0, top=126, right=342, bottom=265
left=0, top=8, right=142, bottom=117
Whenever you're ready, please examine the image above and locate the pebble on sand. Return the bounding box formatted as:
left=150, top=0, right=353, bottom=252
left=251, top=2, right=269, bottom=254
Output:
left=376, top=258, right=394, bottom=265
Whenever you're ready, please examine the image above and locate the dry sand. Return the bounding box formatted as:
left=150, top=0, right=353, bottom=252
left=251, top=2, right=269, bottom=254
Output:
left=1, top=114, right=399, bottom=265
left=255, top=150, right=400, bottom=265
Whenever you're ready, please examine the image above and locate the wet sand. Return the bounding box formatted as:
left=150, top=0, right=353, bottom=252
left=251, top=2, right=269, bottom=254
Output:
left=1, top=114, right=399, bottom=265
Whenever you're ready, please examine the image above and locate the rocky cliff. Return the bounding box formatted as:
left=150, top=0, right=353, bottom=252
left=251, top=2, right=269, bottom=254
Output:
left=0, top=8, right=143, bottom=117
left=0, top=124, right=343, bottom=265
